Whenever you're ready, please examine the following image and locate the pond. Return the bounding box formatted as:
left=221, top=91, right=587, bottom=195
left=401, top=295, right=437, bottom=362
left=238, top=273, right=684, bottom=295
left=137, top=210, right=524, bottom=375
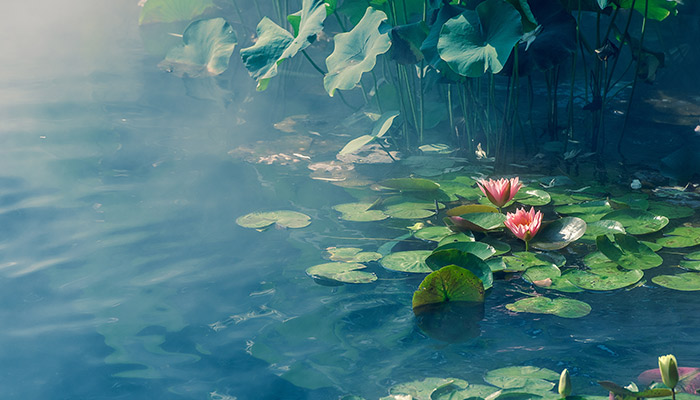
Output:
left=1, top=0, right=699, bottom=399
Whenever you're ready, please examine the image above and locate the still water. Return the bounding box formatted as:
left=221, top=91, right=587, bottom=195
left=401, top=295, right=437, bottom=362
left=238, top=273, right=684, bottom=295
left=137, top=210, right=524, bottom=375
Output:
left=0, top=1, right=698, bottom=399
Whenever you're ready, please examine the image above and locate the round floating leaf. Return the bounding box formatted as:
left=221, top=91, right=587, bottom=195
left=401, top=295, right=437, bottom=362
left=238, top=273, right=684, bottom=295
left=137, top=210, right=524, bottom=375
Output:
left=324, top=8, right=391, bottom=96
left=306, top=262, right=377, bottom=284
left=326, top=247, right=381, bottom=263
left=379, top=177, right=440, bottom=192
left=549, top=191, right=598, bottom=205
left=159, top=18, right=237, bottom=77
left=513, top=188, right=551, bottom=206
left=437, top=0, right=523, bottom=77
left=656, top=227, right=700, bottom=248
left=601, top=209, right=669, bottom=235
left=485, top=366, right=559, bottom=391
left=435, top=241, right=497, bottom=260
left=438, top=232, right=476, bottom=247
left=641, top=241, right=663, bottom=252
left=426, top=250, right=494, bottom=289
left=384, top=202, right=437, bottom=219
left=480, top=237, right=511, bottom=256
left=506, top=296, right=591, bottom=318
left=554, top=200, right=612, bottom=222
left=596, top=234, right=663, bottom=270
left=414, top=226, right=454, bottom=242
left=381, top=250, right=433, bottom=273
left=647, top=201, right=695, bottom=219
left=388, top=377, right=468, bottom=400
left=583, top=251, right=618, bottom=270
left=652, top=273, right=700, bottom=291
left=502, top=251, right=563, bottom=272
left=236, top=210, right=311, bottom=229
left=438, top=181, right=483, bottom=201
left=610, top=193, right=649, bottom=210
left=412, top=265, right=486, bottom=308
left=333, top=202, right=388, bottom=222
left=566, top=268, right=643, bottom=291
left=530, top=217, right=587, bottom=251
left=433, top=383, right=500, bottom=400
left=139, top=0, right=217, bottom=24
left=548, top=275, right=584, bottom=293
left=454, top=212, right=507, bottom=232
left=522, top=265, right=561, bottom=284
left=582, top=220, right=626, bottom=241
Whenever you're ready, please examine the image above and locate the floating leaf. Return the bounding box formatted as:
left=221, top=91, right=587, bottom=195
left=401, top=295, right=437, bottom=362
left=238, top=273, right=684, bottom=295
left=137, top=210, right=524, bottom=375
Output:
left=566, top=268, right=643, bottom=291
left=647, top=201, right=695, bottom=219
left=159, top=18, right=237, bottom=77
left=139, top=0, right=217, bottom=24
left=384, top=202, right=437, bottom=219
left=656, top=227, right=700, bottom=248
left=582, top=220, right=626, bottom=241
left=506, top=296, right=591, bottom=318
left=513, top=188, right=551, bottom=206
left=412, top=265, right=485, bottom=309
left=306, top=262, right=377, bottom=284
left=598, top=381, right=673, bottom=398
left=425, top=250, right=494, bottom=289
left=522, top=265, right=561, bottom=284
left=414, top=226, right=454, bottom=242
left=453, top=212, right=507, bottom=232
left=326, top=247, right=381, bottom=262
left=333, top=202, right=388, bottom=222
left=437, top=0, right=523, bottom=77
left=596, top=234, right=663, bottom=270
left=530, top=217, right=587, bottom=251
left=502, top=251, right=563, bottom=272
left=652, top=273, right=700, bottom=291
left=379, top=177, right=440, bottom=192
left=339, top=110, right=400, bottom=156
left=480, top=237, right=511, bottom=256
left=484, top=366, right=559, bottom=391
left=388, top=377, right=468, bottom=400
left=381, top=250, right=433, bottom=273
left=610, top=193, right=649, bottom=210
left=438, top=232, right=476, bottom=246
left=434, top=241, right=497, bottom=260
left=601, top=209, right=669, bottom=235
left=236, top=210, right=311, bottom=229
left=325, top=8, right=391, bottom=96
left=548, top=275, right=584, bottom=293
left=555, top=200, right=612, bottom=222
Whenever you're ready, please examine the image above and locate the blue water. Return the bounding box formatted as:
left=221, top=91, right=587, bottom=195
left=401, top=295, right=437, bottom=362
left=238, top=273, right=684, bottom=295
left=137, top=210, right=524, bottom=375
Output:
left=1, top=1, right=699, bottom=399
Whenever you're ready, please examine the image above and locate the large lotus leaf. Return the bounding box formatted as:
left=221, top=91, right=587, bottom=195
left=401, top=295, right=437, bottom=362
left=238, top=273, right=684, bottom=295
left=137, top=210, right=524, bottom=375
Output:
left=647, top=201, right=695, bottom=219
left=387, top=377, right=468, bottom=400
left=139, top=0, right=217, bottom=24
left=240, top=18, right=294, bottom=90
left=554, top=200, right=612, bottom=222
left=547, top=274, right=584, bottom=293
left=601, top=209, right=669, bottom=235
left=437, top=0, right=523, bottom=77
left=513, top=188, right=551, bottom=206
left=652, top=273, right=700, bottom=291
left=333, top=202, right=388, bottom=221
left=520, top=0, right=577, bottom=72
left=506, top=296, right=591, bottom=318
left=434, top=241, right=497, bottom=260
left=414, top=226, right=454, bottom=242
left=236, top=210, right=311, bottom=229
left=616, top=0, right=677, bottom=21
left=484, top=366, right=559, bottom=391
left=389, top=21, right=430, bottom=65
left=656, top=227, right=700, bottom=248
left=566, top=268, right=643, bottom=291
left=379, top=177, right=440, bottom=191
left=288, top=0, right=336, bottom=36
left=412, top=265, right=485, bottom=308
left=582, top=219, right=626, bottom=241
left=596, top=234, right=663, bottom=270
left=502, top=251, right=564, bottom=272
left=384, top=201, right=438, bottom=219
left=381, top=250, right=433, bottom=273
left=530, top=217, right=587, bottom=251
left=159, top=18, right=237, bottom=78
left=426, top=250, right=494, bottom=289
left=306, top=262, right=377, bottom=284
left=324, top=8, right=391, bottom=96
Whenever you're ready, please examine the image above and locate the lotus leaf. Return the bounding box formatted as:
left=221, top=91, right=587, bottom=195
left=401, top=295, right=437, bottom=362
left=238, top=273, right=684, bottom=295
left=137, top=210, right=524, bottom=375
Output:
left=236, top=210, right=311, bottom=229
left=414, top=226, right=453, bottom=242
left=566, top=268, right=643, bottom=291
left=420, top=4, right=464, bottom=79
left=381, top=250, right=433, bottom=273
left=513, top=188, right=551, bottom=206
left=601, top=209, right=669, bottom=235
left=582, top=220, right=626, bottom=241
left=412, top=265, right=486, bottom=308
left=437, top=0, right=523, bottom=77
left=139, top=0, right=217, bottom=24
left=435, top=241, right=497, bottom=260
left=647, top=201, right=695, bottom=219
left=438, top=181, right=483, bottom=201
left=487, top=257, right=507, bottom=272
left=530, top=217, right=586, bottom=251
left=641, top=241, right=663, bottom=252
left=682, top=251, right=700, bottom=271
left=484, top=366, right=559, bottom=390
left=325, top=8, right=391, bottom=96
left=333, top=202, right=388, bottom=222
left=515, top=0, right=577, bottom=72
left=326, top=247, right=381, bottom=262
left=339, top=110, right=400, bottom=156
left=447, top=204, right=500, bottom=216
left=389, top=21, right=429, bottom=65
left=287, top=0, right=335, bottom=35
left=656, top=227, right=700, bottom=248
left=159, top=18, right=237, bottom=78
left=616, top=0, right=678, bottom=21
left=548, top=191, right=598, bottom=205
left=598, top=381, right=673, bottom=398
left=652, top=273, right=700, bottom=291
left=506, top=296, right=591, bottom=318
left=522, top=265, right=561, bottom=284
left=240, top=18, right=294, bottom=90
left=554, top=200, right=612, bottom=222
left=502, top=251, right=563, bottom=272
left=596, top=234, right=663, bottom=270
left=387, top=377, right=468, bottom=400
left=426, top=250, right=494, bottom=289
left=306, top=262, right=377, bottom=284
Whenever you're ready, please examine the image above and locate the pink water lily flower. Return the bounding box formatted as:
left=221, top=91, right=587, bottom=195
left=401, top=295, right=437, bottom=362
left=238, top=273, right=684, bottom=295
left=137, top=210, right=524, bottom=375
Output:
left=477, top=177, right=523, bottom=209
left=504, top=207, right=543, bottom=251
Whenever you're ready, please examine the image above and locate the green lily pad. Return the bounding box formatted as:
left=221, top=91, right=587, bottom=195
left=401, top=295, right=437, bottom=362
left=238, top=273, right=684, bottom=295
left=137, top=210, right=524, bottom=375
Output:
left=554, top=200, right=613, bottom=222
left=549, top=191, right=598, bottom=205
left=379, top=177, right=440, bottom=192
left=387, top=377, right=469, bottom=400
left=437, top=0, right=523, bottom=77
left=506, top=296, right=592, bottom=319
left=333, top=202, right=388, bottom=222
left=236, top=210, right=311, bottom=229
left=530, top=217, right=587, bottom=251
left=480, top=237, right=512, bottom=256
left=502, top=251, right=563, bottom=272
left=513, top=188, right=551, bottom=206
left=647, top=201, right=695, bottom=219
left=583, top=251, right=618, bottom=270
left=325, top=247, right=381, bottom=263
left=413, top=226, right=454, bottom=242
left=437, top=181, right=483, bottom=201
left=548, top=275, right=585, bottom=293
left=306, top=262, right=377, bottom=284
left=652, top=273, right=700, bottom=291
left=487, top=257, right=507, bottom=272
left=596, top=234, right=663, bottom=270
left=610, top=193, right=649, bottom=210
left=432, top=383, right=499, bottom=400
left=565, top=268, right=643, bottom=291
left=484, top=366, right=559, bottom=391
left=384, top=202, right=438, bottom=219
left=453, top=212, right=507, bottom=232
left=139, top=0, right=217, bottom=24
left=425, top=250, right=494, bottom=289
left=582, top=220, right=626, bottom=241
left=159, top=18, right=237, bottom=77
left=601, top=209, right=669, bottom=235
left=381, top=250, right=433, bottom=273
left=522, top=265, right=561, bottom=284
left=437, top=232, right=476, bottom=247
left=656, top=227, right=700, bottom=248
left=324, top=7, right=391, bottom=96
left=412, top=265, right=485, bottom=309
left=641, top=241, right=663, bottom=252
left=434, top=241, right=497, bottom=260
left=681, top=251, right=700, bottom=271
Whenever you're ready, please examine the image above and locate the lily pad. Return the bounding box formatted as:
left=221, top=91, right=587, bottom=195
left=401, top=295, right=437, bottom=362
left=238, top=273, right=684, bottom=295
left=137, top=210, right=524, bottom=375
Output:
left=610, top=193, right=649, bottom=210
left=530, top=217, right=587, bottom=251
left=647, top=201, right=695, bottom=219
left=583, top=251, right=618, bottom=270
left=480, top=237, right=512, bottom=256
left=437, top=0, right=523, bottom=77
left=379, top=177, right=440, bottom=192
left=656, top=227, right=700, bottom=248
left=438, top=232, right=476, bottom=247
left=384, top=202, right=438, bottom=219
left=601, top=209, right=669, bottom=235
left=413, top=226, right=454, bottom=242
left=522, top=265, right=561, bottom=284
left=438, top=181, right=483, bottom=201
left=452, top=212, right=507, bottom=232
left=333, top=202, right=388, bottom=222
left=381, top=250, right=433, bottom=273
left=565, top=268, right=643, bottom=291
left=434, top=241, right=497, bottom=260
left=412, top=265, right=485, bottom=309
left=548, top=275, right=585, bottom=293
left=425, top=250, right=494, bottom=289
left=306, top=262, right=377, bottom=284
left=159, top=18, right=237, bottom=77
left=484, top=366, right=559, bottom=391
left=506, top=296, right=591, bottom=319
left=617, top=0, right=678, bottom=21
left=596, top=234, right=663, bottom=270
left=652, top=273, right=700, bottom=291
left=387, top=377, right=469, bottom=400
left=236, top=210, right=311, bottom=229
left=582, top=220, right=626, bottom=241
left=324, top=7, right=391, bottom=96
left=502, top=251, right=564, bottom=272
left=513, top=188, right=551, bottom=206
left=326, top=247, right=382, bottom=263
left=554, top=200, right=613, bottom=222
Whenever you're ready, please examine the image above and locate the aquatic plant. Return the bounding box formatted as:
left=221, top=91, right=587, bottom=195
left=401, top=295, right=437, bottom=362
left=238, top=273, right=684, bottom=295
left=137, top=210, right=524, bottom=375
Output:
left=559, top=368, right=572, bottom=398
left=659, top=354, right=680, bottom=397
left=477, top=177, right=523, bottom=209
left=504, top=207, right=543, bottom=251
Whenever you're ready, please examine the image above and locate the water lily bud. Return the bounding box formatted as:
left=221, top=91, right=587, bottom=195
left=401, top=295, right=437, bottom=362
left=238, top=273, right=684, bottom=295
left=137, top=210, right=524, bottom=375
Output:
left=658, top=354, right=679, bottom=389
left=558, top=368, right=572, bottom=398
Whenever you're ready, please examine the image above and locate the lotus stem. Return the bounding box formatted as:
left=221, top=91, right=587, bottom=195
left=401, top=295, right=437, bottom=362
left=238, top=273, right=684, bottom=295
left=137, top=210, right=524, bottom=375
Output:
left=374, top=138, right=397, bottom=162
left=447, top=84, right=455, bottom=143
left=301, top=50, right=327, bottom=75
left=334, top=12, right=348, bottom=32
left=418, top=62, right=425, bottom=144
left=371, top=70, right=383, bottom=114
